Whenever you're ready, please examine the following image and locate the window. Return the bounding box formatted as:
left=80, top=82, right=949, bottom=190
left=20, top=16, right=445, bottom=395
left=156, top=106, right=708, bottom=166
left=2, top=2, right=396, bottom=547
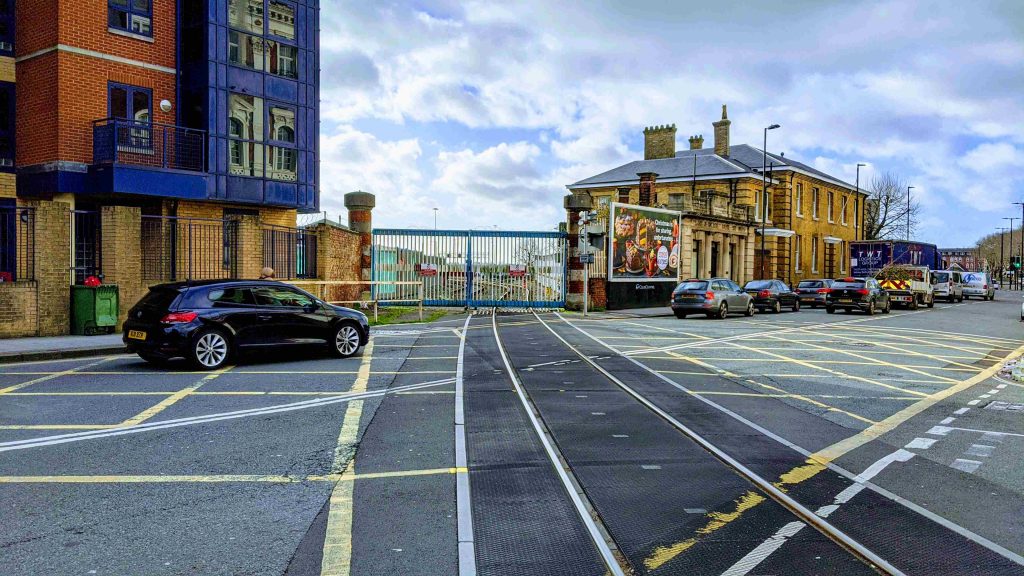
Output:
left=0, top=0, right=13, bottom=55
left=841, top=196, right=848, bottom=225
left=827, top=191, right=834, bottom=222
left=252, top=285, right=312, bottom=307
left=840, top=241, right=847, bottom=272
left=795, top=183, right=803, bottom=216
left=811, top=237, right=818, bottom=272
left=228, top=93, right=265, bottom=177
left=108, top=83, right=152, bottom=149
left=794, top=234, right=802, bottom=272
left=0, top=84, right=13, bottom=168
left=812, top=188, right=819, bottom=219
left=208, top=287, right=256, bottom=307
left=617, top=188, right=630, bottom=203
left=228, top=0, right=299, bottom=80
left=268, top=106, right=296, bottom=181
left=109, top=0, right=152, bottom=36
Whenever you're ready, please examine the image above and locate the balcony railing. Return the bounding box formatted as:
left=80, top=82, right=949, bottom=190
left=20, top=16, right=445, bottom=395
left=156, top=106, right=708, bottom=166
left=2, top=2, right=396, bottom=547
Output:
left=670, top=194, right=754, bottom=222
left=93, top=118, right=206, bottom=172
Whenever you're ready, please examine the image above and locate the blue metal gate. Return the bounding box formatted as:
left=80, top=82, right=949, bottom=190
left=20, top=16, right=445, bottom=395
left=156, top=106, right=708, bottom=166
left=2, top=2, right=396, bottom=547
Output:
left=372, top=229, right=567, bottom=308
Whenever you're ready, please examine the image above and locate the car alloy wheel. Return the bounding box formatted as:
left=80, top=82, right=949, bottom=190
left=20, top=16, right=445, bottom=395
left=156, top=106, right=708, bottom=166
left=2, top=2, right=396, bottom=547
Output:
left=718, top=303, right=729, bottom=319
left=792, top=300, right=800, bottom=312
left=745, top=302, right=754, bottom=317
left=867, top=301, right=876, bottom=315
left=194, top=331, right=228, bottom=369
left=883, top=300, right=891, bottom=314
left=335, top=324, right=362, bottom=357
left=772, top=300, right=781, bottom=314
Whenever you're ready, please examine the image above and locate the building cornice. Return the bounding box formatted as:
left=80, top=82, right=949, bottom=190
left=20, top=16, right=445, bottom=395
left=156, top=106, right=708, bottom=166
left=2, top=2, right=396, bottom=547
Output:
left=566, top=172, right=778, bottom=190
left=16, top=44, right=176, bottom=74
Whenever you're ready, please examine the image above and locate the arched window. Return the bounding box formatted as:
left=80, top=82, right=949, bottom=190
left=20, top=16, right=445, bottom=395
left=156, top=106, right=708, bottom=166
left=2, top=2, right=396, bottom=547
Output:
left=229, top=117, right=244, bottom=138
left=276, top=125, right=294, bottom=143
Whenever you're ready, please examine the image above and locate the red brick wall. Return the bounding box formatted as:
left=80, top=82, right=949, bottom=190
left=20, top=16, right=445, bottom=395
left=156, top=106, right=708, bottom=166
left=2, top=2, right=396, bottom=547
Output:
left=16, top=0, right=178, bottom=167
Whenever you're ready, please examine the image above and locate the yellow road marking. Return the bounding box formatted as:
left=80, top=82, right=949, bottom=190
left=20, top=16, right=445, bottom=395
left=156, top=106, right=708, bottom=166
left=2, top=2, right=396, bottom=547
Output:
left=690, top=391, right=919, bottom=401
left=0, top=370, right=451, bottom=376
left=5, top=392, right=177, bottom=396
left=118, top=366, right=233, bottom=427
left=321, top=339, right=374, bottom=576
left=839, top=325, right=1011, bottom=360
left=0, top=357, right=114, bottom=395
left=794, top=328, right=992, bottom=372
left=645, top=490, right=765, bottom=570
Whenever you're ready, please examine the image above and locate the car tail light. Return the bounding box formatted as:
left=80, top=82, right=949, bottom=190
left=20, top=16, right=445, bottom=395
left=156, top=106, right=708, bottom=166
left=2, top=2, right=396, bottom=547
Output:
left=983, top=284, right=988, bottom=289
left=857, top=289, right=869, bottom=296
left=705, top=291, right=715, bottom=300
left=817, top=288, right=831, bottom=294
left=160, top=311, right=198, bottom=324
left=758, top=290, right=771, bottom=298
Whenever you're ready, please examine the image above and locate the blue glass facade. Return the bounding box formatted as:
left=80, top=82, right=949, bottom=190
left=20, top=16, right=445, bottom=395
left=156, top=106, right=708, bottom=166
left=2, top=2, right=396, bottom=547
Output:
left=179, top=0, right=319, bottom=212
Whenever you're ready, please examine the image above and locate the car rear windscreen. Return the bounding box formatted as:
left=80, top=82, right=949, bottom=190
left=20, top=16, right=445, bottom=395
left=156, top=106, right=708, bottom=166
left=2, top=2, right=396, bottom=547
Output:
left=933, top=272, right=949, bottom=282
left=677, top=281, right=707, bottom=291
left=136, top=288, right=181, bottom=310
left=797, top=280, right=824, bottom=288
left=745, top=280, right=772, bottom=289
left=832, top=281, right=865, bottom=289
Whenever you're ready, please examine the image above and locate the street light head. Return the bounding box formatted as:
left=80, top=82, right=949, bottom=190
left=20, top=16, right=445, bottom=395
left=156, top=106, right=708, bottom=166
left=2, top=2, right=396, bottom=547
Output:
left=857, top=163, right=867, bottom=168
left=767, top=124, right=780, bottom=130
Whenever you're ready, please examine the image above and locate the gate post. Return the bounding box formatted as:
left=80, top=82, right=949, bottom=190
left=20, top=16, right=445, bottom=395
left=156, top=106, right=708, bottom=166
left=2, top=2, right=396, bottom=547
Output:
left=100, top=205, right=143, bottom=330
left=345, top=191, right=375, bottom=300
left=565, top=191, right=592, bottom=311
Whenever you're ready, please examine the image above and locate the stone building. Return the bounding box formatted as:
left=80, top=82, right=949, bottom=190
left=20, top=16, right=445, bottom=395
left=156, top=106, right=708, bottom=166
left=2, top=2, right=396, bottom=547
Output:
left=566, top=105, right=868, bottom=309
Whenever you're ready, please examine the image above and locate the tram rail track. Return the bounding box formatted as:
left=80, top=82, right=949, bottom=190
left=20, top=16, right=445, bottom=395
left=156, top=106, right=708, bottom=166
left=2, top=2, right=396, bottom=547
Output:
left=491, top=310, right=900, bottom=575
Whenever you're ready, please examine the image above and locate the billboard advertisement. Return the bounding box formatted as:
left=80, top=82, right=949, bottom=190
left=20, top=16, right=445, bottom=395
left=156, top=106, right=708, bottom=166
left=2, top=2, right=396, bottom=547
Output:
left=608, top=203, right=681, bottom=282
left=851, top=241, right=940, bottom=276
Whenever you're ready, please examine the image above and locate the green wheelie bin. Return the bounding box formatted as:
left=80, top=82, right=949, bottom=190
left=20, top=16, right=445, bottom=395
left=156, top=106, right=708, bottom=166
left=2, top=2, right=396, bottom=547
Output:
left=70, top=284, right=119, bottom=335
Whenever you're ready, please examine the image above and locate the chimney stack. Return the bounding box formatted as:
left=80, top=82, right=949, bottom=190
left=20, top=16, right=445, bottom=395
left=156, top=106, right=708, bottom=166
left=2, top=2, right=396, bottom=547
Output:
left=637, top=172, right=658, bottom=207
left=688, top=134, right=704, bottom=150
left=643, top=124, right=676, bottom=160
left=712, top=104, right=731, bottom=156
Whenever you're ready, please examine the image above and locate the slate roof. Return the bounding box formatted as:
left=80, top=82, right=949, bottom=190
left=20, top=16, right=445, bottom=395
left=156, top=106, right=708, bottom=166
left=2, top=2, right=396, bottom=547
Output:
left=569, top=143, right=860, bottom=192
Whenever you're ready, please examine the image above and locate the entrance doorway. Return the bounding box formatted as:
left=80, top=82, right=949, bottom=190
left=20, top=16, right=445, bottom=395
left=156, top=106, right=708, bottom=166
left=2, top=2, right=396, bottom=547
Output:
left=710, top=242, right=719, bottom=277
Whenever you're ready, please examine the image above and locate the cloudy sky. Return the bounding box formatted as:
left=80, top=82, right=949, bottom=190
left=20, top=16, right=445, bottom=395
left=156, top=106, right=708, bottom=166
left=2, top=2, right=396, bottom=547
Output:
left=317, top=0, right=1023, bottom=247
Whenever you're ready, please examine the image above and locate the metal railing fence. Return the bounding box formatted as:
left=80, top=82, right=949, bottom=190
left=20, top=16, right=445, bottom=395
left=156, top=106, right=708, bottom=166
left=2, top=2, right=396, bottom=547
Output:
left=0, top=207, right=35, bottom=282
left=263, top=225, right=318, bottom=279
left=93, top=118, right=206, bottom=172
left=71, top=210, right=102, bottom=284
left=141, top=215, right=238, bottom=281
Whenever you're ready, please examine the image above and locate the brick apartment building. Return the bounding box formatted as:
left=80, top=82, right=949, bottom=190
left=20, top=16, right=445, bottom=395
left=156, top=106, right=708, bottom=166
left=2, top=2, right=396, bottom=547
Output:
left=565, top=106, right=868, bottom=309
left=0, top=1, right=368, bottom=337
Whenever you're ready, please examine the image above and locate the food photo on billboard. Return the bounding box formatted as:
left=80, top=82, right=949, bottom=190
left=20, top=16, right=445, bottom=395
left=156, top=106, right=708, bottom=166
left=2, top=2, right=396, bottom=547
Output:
left=608, top=203, right=681, bottom=282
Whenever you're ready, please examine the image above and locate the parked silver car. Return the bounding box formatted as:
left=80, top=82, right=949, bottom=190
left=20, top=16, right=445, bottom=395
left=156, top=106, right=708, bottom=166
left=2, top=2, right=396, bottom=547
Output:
left=962, top=272, right=995, bottom=300
left=932, top=270, right=964, bottom=302
left=671, top=278, right=755, bottom=319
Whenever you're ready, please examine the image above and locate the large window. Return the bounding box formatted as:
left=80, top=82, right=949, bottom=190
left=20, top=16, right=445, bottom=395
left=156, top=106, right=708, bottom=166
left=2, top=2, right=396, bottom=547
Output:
left=841, top=196, right=848, bottom=225
left=0, top=84, right=13, bottom=169
left=811, top=236, right=818, bottom=272
left=0, top=0, right=13, bottom=55
left=827, top=191, right=834, bottom=222
left=795, top=183, right=803, bottom=216
left=229, top=95, right=297, bottom=180
left=794, top=234, right=802, bottom=272
left=109, top=0, right=152, bottom=36
left=227, top=0, right=298, bottom=79
left=812, top=188, right=820, bottom=219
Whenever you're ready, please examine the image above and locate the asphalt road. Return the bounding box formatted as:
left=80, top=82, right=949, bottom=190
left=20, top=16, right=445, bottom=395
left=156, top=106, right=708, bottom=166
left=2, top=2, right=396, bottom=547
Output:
left=0, top=294, right=1022, bottom=575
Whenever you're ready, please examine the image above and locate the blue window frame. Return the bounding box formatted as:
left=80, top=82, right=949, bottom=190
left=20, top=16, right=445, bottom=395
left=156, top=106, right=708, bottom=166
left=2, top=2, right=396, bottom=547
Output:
left=108, top=82, right=153, bottom=150
left=227, top=0, right=299, bottom=79
left=109, top=0, right=152, bottom=37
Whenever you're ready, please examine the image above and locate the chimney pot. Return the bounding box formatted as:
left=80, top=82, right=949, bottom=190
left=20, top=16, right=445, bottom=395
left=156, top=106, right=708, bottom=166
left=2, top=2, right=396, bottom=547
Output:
left=712, top=104, right=731, bottom=156
left=688, top=134, right=704, bottom=150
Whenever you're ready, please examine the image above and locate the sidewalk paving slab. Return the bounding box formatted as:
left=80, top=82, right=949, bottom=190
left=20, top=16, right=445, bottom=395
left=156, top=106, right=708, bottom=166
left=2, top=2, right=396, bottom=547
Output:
left=0, top=334, right=126, bottom=363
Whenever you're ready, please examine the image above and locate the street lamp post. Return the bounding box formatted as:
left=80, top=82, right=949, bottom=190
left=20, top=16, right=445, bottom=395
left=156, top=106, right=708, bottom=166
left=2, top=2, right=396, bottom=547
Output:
left=1014, top=202, right=1024, bottom=289
left=855, top=163, right=866, bottom=241
left=997, top=227, right=1009, bottom=287
left=906, top=186, right=915, bottom=241
left=1005, top=217, right=1017, bottom=289
left=761, top=123, right=780, bottom=278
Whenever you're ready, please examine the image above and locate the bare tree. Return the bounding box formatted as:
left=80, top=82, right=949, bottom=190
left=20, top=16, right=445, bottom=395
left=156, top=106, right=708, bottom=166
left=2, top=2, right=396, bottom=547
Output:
left=863, top=171, right=922, bottom=240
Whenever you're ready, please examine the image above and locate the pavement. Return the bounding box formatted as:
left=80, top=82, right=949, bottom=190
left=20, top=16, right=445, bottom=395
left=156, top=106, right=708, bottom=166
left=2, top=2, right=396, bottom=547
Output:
left=0, top=333, right=125, bottom=363
left=1, top=295, right=1023, bottom=575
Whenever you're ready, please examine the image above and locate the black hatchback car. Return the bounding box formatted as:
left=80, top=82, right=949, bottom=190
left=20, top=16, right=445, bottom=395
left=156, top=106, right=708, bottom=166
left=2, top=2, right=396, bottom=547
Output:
left=826, top=277, right=891, bottom=315
left=743, top=279, right=800, bottom=313
left=122, top=280, right=371, bottom=369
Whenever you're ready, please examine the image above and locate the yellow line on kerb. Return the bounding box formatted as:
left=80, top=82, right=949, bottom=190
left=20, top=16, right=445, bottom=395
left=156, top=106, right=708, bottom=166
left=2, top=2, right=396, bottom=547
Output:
left=643, top=340, right=1024, bottom=571
left=118, top=365, right=233, bottom=427
left=320, top=339, right=374, bottom=576
left=0, top=468, right=468, bottom=484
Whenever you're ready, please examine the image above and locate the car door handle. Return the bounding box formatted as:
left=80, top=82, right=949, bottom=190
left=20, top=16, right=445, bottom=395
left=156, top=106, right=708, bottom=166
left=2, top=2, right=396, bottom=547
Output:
left=258, top=314, right=273, bottom=321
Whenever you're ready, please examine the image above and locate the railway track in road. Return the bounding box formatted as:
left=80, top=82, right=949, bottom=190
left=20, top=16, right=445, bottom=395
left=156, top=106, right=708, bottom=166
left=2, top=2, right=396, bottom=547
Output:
left=490, top=311, right=900, bottom=576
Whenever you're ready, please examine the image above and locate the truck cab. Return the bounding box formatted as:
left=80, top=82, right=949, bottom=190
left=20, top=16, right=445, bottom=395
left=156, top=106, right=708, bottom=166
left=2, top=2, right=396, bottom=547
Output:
left=877, top=265, right=935, bottom=309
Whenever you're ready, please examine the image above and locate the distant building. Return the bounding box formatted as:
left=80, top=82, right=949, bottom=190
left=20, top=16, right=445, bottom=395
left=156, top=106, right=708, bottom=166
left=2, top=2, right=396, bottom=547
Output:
left=567, top=105, right=867, bottom=290
left=940, top=248, right=984, bottom=271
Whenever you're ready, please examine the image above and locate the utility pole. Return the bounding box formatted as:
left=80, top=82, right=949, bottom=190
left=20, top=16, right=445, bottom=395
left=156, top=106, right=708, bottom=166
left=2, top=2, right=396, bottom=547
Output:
left=997, top=227, right=1008, bottom=286
left=855, top=163, right=866, bottom=241
left=906, top=186, right=915, bottom=241
left=761, top=123, right=780, bottom=279
left=1014, top=202, right=1024, bottom=290
left=1006, top=217, right=1018, bottom=290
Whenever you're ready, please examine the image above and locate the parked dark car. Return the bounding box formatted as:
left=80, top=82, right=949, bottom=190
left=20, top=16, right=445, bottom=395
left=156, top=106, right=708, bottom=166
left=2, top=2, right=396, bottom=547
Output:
left=796, top=279, right=834, bottom=308
left=122, top=280, right=371, bottom=369
left=671, top=278, right=754, bottom=319
left=743, top=280, right=800, bottom=313
left=826, top=277, right=891, bottom=315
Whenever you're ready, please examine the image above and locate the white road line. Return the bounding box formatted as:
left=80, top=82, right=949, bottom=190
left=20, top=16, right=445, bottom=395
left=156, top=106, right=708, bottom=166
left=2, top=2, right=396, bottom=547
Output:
left=954, top=408, right=970, bottom=415
left=855, top=449, right=915, bottom=483
left=965, top=444, right=995, bottom=458
left=719, top=521, right=806, bottom=576
left=454, top=315, right=476, bottom=576
left=0, top=378, right=455, bottom=452
left=905, top=438, right=936, bottom=450
left=833, top=483, right=866, bottom=504
left=940, top=417, right=957, bottom=425
left=951, top=459, right=982, bottom=474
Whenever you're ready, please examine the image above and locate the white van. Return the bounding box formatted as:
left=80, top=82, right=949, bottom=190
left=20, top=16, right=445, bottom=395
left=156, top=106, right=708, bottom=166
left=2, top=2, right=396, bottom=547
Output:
left=932, top=270, right=964, bottom=302
left=962, top=272, right=995, bottom=300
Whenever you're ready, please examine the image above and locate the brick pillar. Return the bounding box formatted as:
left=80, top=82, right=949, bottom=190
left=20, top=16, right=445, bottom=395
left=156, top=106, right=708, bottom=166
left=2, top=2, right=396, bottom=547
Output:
left=100, top=206, right=143, bottom=330
left=236, top=215, right=264, bottom=279
left=565, top=192, right=592, bottom=310
left=345, top=191, right=375, bottom=298
left=637, top=172, right=658, bottom=207
left=28, top=199, right=72, bottom=335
